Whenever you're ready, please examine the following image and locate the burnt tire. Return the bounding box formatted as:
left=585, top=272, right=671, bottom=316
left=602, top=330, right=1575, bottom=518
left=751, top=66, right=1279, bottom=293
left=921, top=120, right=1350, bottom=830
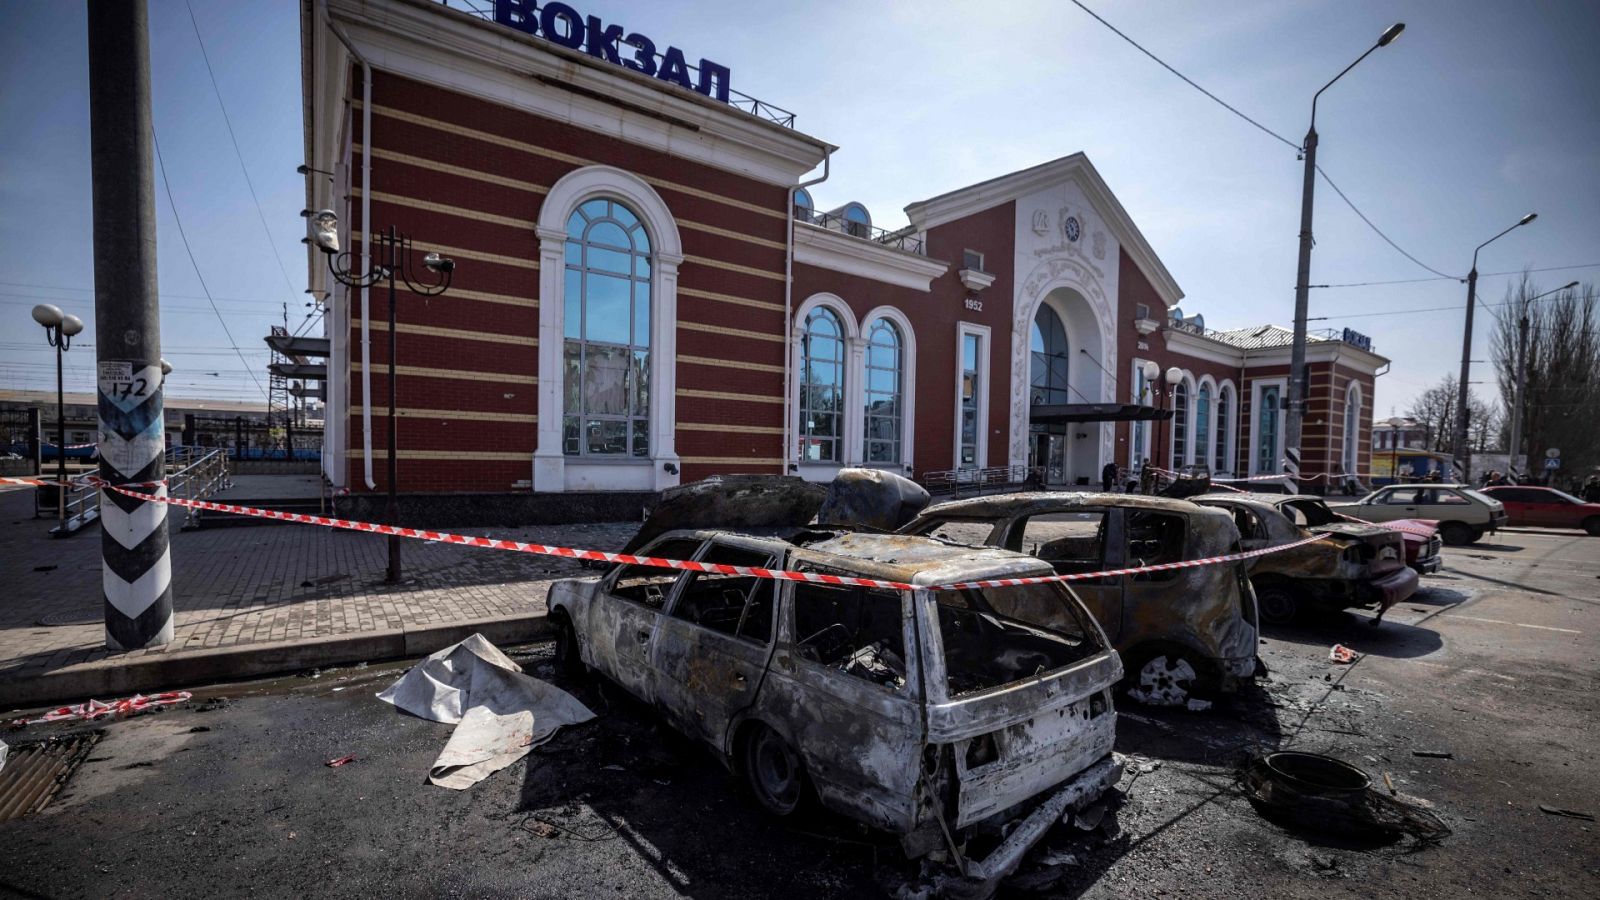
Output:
left=1255, top=585, right=1300, bottom=626
left=741, top=723, right=807, bottom=817
left=1439, top=522, right=1478, bottom=546
left=1584, top=517, right=1600, bottom=537
left=551, top=610, right=584, bottom=676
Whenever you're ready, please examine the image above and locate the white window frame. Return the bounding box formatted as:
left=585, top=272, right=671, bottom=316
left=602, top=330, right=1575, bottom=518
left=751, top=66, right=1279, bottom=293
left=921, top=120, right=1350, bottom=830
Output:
left=1128, top=356, right=1153, bottom=470
left=860, top=305, right=917, bottom=474
left=954, top=322, right=991, bottom=470
left=1168, top=371, right=1195, bottom=467
left=1216, top=379, right=1238, bottom=476
left=1249, top=377, right=1288, bottom=476
left=1342, top=380, right=1363, bottom=476
left=790, top=293, right=860, bottom=482
left=1195, top=374, right=1217, bottom=471
left=533, top=165, right=683, bottom=493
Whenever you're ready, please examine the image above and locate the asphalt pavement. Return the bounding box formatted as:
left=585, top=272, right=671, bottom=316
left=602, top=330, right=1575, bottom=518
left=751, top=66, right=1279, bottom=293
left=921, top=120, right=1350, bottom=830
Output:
left=1, top=528, right=1595, bottom=899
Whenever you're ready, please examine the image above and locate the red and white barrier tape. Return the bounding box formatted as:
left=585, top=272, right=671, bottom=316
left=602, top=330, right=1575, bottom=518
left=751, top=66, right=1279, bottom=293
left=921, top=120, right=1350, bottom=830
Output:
left=1335, top=513, right=1439, bottom=539
left=0, top=474, right=168, bottom=490
left=10, top=691, right=193, bottom=726
left=60, top=481, right=1319, bottom=593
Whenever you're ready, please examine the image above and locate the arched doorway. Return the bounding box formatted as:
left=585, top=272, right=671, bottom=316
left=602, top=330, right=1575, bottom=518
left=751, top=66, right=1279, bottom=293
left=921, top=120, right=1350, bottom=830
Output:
left=1026, top=287, right=1106, bottom=486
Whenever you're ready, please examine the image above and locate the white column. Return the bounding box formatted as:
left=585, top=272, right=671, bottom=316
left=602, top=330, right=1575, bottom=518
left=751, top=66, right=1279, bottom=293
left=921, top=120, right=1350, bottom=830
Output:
left=844, top=334, right=867, bottom=467
left=650, top=253, right=683, bottom=490
left=532, top=225, right=567, bottom=492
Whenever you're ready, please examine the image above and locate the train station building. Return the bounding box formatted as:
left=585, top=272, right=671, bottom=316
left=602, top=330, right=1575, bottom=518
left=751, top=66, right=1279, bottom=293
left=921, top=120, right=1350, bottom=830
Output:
left=300, top=0, right=1388, bottom=512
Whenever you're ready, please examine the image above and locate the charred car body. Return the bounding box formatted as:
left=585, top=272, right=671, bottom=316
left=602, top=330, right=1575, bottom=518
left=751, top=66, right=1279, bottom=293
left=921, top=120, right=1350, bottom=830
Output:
left=900, top=493, right=1259, bottom=705
left=1195, top=493, right=1418, bottom=625
left=546, top=525, right=1124, bottom=888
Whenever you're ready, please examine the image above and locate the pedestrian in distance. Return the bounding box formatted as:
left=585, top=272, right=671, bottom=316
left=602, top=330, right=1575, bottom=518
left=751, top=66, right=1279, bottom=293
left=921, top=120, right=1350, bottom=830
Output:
left=1101, top=461, right=1118, bottom=493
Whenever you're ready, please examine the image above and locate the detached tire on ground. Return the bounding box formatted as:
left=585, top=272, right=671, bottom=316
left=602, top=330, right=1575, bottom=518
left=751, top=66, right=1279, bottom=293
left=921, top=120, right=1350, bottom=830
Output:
left=1439, top=522, right=1478, bottom=546
left=740, top=723, right=808, bottom=817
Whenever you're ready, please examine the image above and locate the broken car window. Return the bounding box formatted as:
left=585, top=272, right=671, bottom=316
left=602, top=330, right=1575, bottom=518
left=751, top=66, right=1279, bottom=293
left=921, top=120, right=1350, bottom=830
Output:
left=791, top=582, right=908, bottom=690
left=1283, top=499, right=1337, bottom=527
left=610, top=538, right=703, bottom=610
left=1127, top=511, right=1185, bottom=582
left=1013, top=512, right=1106, bottom=575
left=937, top=583, right=1102, bottom=696
left=668, top=544, right=778, bottom=645
left=915, top=518, right=998, bottom=547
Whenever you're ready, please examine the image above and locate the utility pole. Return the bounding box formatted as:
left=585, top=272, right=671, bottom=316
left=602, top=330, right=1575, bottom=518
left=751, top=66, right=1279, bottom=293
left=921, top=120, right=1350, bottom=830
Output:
left=88, top=0, right=173, bottom=649
left=1508, top=314, right=1529, bottom=480
left=1451, top=214, right=1536, bottom=484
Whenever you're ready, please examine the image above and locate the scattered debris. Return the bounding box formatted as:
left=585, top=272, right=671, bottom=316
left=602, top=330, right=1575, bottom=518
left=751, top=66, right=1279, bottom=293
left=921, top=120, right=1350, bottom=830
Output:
left=0, top=734, right=100, bottom=822
left=1185, top=698, right=1213, bottom=712
left=1036, top=850, right=1078, bottom=867
left=32, top=564, right=56, bottom=572
left=325, top=755, right=357, bottom=768
left=0, top=738, right=7, bottom=775
left=1383, top=772, right=1396, bottom=795
left=9, top=691, right=193, bottom=727
left=1072, top=800, right=1107, bottom=830
left=187, top=726, right=211, bottom=734
left=1329, top=644, right=1360, bottom=664
left=524, top=818, right=557, bottom=838
left=1538, top=804, right=1595, bottom=822
left=1412, top=749, right=1455, bottom=759
left=378, top=634, right=595, bottom=790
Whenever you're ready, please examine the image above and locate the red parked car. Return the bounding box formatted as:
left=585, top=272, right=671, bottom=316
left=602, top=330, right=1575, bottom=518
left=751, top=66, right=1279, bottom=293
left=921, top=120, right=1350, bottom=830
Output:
left=1481, top=486, right=1600, bottom=535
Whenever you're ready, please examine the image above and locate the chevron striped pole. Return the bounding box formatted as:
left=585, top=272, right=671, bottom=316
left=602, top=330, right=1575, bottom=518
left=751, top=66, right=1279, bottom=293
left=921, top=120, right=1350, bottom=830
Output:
left=89, top=0, right=172, bottom=650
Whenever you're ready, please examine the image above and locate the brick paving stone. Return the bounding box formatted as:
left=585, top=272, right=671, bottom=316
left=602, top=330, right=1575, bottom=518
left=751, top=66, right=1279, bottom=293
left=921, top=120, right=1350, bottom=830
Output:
left=0, top=485, right=637, bottom=695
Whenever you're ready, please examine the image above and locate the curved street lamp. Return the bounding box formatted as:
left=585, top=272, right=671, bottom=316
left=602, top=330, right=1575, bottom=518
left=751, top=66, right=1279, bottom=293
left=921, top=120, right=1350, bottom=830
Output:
left=1287, top=22, right=1405, bottom=487
left=309, top=210, right=455, bottom=584
left=1452, top=212, right=1537, bottom=480
left=32, top=303, right=85, bottom=524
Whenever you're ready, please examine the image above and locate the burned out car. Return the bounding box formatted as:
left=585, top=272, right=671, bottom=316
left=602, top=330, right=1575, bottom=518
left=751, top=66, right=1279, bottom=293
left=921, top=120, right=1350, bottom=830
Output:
left=900, top=493, right=1259, bottom=705
left=1195, top=493, right=1418, bottom=625
left=1275, top=494, right=1442, bottom=576
left=546, top=528, right=1124, bottom=890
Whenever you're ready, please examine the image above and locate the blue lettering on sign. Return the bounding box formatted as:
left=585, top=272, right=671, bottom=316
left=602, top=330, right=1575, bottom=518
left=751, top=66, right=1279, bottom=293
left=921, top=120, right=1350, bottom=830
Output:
left=493, top=1, right=732, bottom=102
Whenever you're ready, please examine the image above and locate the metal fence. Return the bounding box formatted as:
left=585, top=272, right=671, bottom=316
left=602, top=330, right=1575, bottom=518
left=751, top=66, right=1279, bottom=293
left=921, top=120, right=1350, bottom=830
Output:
left=794, top=208, right=926, bottom=255
left=920, top=465, right=1041, bottom=498
left=184, top=415, right=321, bottom=462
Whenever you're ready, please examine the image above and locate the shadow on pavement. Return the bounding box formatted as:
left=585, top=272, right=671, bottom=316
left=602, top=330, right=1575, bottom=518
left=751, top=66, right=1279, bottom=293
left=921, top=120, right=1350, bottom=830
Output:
left=1262, top=611, right=1442, bottom=660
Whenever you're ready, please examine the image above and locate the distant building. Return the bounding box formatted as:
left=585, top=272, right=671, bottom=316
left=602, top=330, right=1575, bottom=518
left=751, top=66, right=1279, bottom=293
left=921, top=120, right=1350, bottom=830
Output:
left=1372, top=416, right=1431, bottom=452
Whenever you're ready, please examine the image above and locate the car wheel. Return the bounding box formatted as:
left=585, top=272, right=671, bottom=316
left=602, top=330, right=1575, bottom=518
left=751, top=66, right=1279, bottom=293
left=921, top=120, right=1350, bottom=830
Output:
left=551, top=610, right=584, bottom=676
left=1439, top=522, right=1477, bottom=546
left=1255, top=585, right=1299, bottom=625
left=1584, top=517, right=1600, bottom=537
left=741, top=723, right=806, bottom=817
left=1123, top=646, right=1207, bottom=707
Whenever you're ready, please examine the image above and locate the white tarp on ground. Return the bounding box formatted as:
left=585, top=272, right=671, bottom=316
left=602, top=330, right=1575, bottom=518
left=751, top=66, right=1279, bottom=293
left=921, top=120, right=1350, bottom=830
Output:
left=377, top=634, right=595, bottom=790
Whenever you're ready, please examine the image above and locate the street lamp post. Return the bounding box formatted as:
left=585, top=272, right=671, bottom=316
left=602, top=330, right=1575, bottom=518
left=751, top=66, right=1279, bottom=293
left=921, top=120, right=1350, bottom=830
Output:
left=1287, top=22, right=1405, bottom=485
left=1452, top=213, right=1537, bottom=483
left=1506, top=280, right=1577, bottom=481
left=31, top=304, right=85, bottom=525
left=309, top=212, right=454, bottom=584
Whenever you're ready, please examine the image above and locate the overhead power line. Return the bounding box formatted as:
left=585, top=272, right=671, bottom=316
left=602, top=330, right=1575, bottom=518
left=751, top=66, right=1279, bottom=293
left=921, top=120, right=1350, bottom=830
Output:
left=1068, top=1, right=1457, bottom=280
left=1309, top=263, right=1600, bottom=289
left=152, top=127, right=269, bottom=402
left=185, top=0, right=300, bottom=306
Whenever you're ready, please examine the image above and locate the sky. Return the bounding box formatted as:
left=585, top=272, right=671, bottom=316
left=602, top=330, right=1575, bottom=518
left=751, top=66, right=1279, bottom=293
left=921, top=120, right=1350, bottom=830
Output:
left=2, top=0, right=1597, bottom=421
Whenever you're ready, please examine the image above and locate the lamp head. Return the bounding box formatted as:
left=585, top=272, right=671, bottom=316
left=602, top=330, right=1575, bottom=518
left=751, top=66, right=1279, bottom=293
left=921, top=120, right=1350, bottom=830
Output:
left=423, top=252, right=455, bottom=274
left=1141, top=360, right=1161, bottom=382
left=31, top=303, right=64, bottom=329
left=1561, top=280, right=1579, bottom=291
left=160, top=358, right=172, bottom=376
left=1519, top=213, right=1537, bottom=226
left=310, top=209, right=341, bottom=255
left=1164, top=366, right=1184, bottom=386
left=60, top=314, right=84, bottom=337
left=1377, top=23, right=1405, bottom=47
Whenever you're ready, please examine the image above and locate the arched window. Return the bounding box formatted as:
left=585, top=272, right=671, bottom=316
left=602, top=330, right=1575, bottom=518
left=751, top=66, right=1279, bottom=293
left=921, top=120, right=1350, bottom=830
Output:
left=800, top=307, right=845, bottom=462
left=1172, top=380, right=1189, bottom=465
left=841, top=202, right=870, bottom=238
left=563, top=197, right=651, bottom=457
left=863, top=318, right=903, bottom=464
left=1195, top=384, right=1212, bottom=470
left=1342, top=382, right=1362, bottom=475
left=1215, top=385, right=1232, bottom=474
left=1258, top=386, right=1280, bottom=474
left=1030, top=305, right=1071, bottom=405
left=793, top=188, right=814, bottom=221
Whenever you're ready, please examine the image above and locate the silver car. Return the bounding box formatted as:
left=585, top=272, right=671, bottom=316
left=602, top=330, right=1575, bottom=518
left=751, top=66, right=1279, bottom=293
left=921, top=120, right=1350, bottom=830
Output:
left=546, top=528, right=1124, bottom=889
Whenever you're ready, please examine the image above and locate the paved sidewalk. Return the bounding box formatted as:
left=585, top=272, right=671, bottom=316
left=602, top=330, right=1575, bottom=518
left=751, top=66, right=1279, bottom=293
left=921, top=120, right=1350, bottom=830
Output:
left=0, top=482, right=635, bottom=708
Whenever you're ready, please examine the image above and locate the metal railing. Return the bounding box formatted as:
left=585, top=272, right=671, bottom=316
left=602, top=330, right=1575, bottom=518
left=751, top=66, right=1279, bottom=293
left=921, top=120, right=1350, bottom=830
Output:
left=920, top=465, right=1040, bottom=498
left=37, top=446, right=230, bottom=535
left=794, top=208, right=926, bottom=255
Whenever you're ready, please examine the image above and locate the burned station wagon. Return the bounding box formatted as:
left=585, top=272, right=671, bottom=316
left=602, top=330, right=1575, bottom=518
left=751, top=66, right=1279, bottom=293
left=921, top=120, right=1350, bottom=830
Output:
left=901, top=493, right=1259, bottom=706
left=546, top=529, right=1124, bottom=888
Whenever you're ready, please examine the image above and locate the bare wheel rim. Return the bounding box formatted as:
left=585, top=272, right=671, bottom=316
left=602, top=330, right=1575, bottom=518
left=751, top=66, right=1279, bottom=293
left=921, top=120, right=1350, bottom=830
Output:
left=1131, top=654, right=1198, bottom=706
left=748, top=728, right=802, bottom=813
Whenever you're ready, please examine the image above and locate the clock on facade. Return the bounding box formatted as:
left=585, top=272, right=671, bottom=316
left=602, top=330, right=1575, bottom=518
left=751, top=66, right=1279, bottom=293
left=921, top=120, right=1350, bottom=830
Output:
left=1064, top=216, right=1081, bottom=242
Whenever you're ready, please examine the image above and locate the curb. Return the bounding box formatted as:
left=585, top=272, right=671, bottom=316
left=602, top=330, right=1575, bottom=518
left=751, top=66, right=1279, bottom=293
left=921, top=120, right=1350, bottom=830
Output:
left=0, top=612, right=551, bottom=712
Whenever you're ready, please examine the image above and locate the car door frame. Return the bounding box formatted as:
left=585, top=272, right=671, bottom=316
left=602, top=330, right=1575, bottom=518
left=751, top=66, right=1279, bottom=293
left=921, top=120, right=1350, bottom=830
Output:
left=997, top=506, right=1126, bottom=645
left=594, top=535, right=705, bottom=706
left=649, top=536, right=782, bottom=751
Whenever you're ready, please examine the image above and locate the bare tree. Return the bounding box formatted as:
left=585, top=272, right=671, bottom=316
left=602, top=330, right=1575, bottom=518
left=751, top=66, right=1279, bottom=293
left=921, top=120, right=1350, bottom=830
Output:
left=1405, top=374, right=1458, bottom=453
left=1492, top=275, right=1600, bottom=484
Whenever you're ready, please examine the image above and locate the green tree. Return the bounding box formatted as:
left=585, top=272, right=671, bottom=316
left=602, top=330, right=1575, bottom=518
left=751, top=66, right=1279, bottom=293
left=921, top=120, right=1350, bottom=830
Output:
left=1492, top=276, right=1600, bottom=483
